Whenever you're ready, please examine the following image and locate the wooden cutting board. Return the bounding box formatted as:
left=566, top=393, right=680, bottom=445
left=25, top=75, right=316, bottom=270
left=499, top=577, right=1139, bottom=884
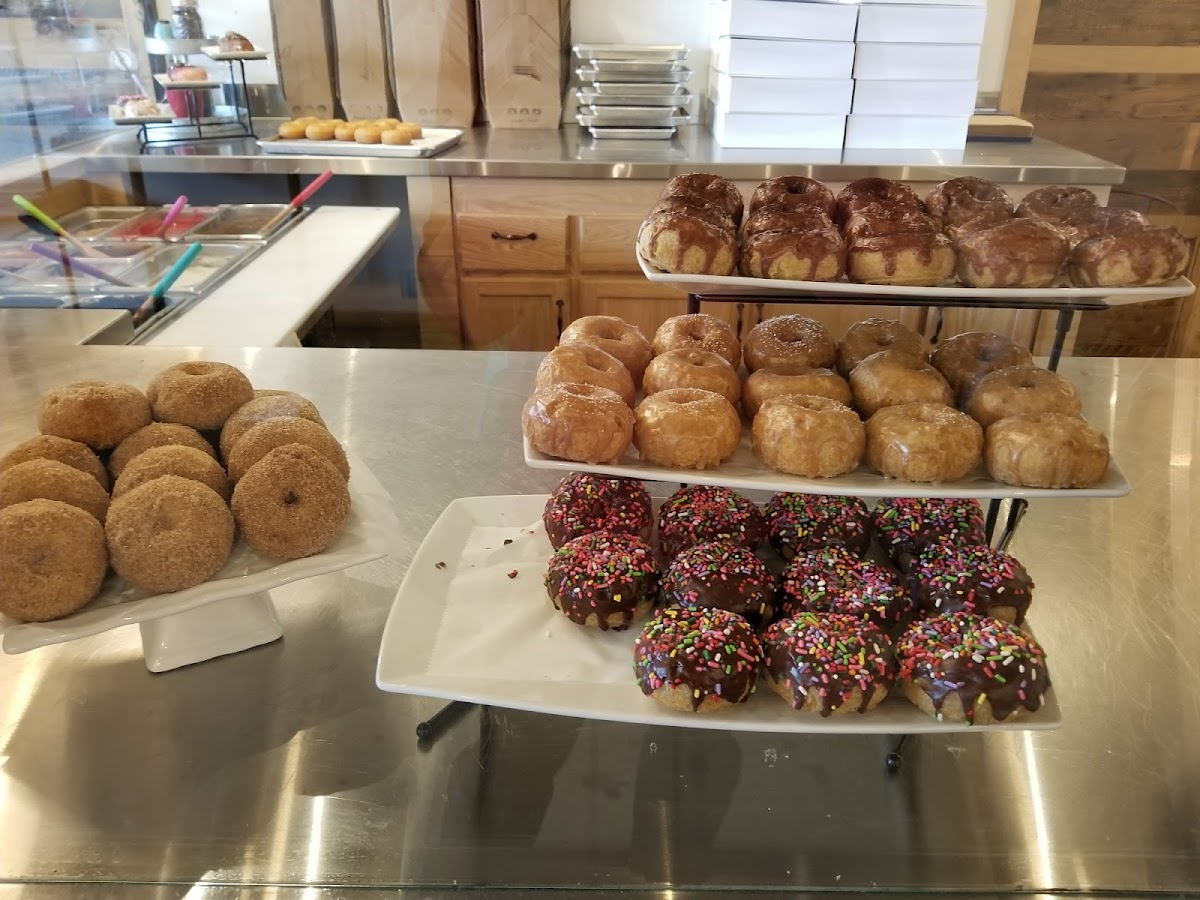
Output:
left=270, top=0, right=336, bottom=120
left=330, top=0, right=393, bottom=121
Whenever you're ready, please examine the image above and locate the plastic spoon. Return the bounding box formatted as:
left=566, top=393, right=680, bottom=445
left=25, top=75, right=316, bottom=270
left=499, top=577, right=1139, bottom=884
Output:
left=159, top=195, right=188, bottom=239
left=27, top=242, right=133, bottom=287
left=13, top=195, right=106, bottom=258
left=259, top=170, right=334, bottom=234
left=132, top=243, right=203, bottom=326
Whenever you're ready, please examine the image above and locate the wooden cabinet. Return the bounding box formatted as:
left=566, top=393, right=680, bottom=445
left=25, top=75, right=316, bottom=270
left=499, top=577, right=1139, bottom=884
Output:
left=456, top=214, right=569, bottom=274
left=573, top=278, right=745, bottom=343
left=459, top=277, right=569, bottom=351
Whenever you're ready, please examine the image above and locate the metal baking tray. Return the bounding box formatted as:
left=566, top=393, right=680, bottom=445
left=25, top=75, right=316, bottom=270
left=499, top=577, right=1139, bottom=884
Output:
left=586, top=126, right=677, bottom=140
left=583, top=81, right=689, bottom=96
left=576, top=106, right=688, bottom=126
left=577, top=65, right=691, bottom=84
left=588, top=59, right=688, bottom=75
left=58, top=206, right=147, bottom=239
left=572, top=43, right=688, bottom=61
left=188, top=204, right=291, bottom=241
left=577, top=87, right=690, bottom=107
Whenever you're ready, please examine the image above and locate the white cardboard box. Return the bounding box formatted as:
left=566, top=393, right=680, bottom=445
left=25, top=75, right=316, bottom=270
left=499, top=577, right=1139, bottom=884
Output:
left=711, top=106, right=846, bottom=149
left=852, top=79, right=977, bottom=115
left=856, top=4, right=988, bottom=44
left=854, top=42, right=982, bottom=80
left=712, top=70, right=853, bottom=114
left=714, top=37, right=855, bottom=79
left=844, top=113, right=969, bottom=149
left=711, top=0, right=859, bottom=42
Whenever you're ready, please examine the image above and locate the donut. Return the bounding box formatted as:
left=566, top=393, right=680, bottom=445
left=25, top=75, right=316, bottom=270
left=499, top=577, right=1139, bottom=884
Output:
left=542, top=472, right=652, bottom=550
left=37, top=381, right=151, bottom=450
left=642, top=348, right=741, bottom=407
left=966, top=365, right=1082, bottom=428
left=633, top=388, right=740, bottom=470
left=837, top=317, right=930, bottom=377
left=522, top=383, right=632, bottom=465
left=305, top=121, right=336, bottom=140
left=535, top=343, right=635, bottom=407
left=544, top=531, right=659, bottom=630
left=657, top=484, right=766, bottom=559
left=231, top=444, right=352, bottom=560
left=752, top=395, right=864, bottom=478
left=106, top=475, right=234, bottom=592
left=559, top=315, right=653, bottom=386
left=865, top=403, right=983, bottom=483
left=849, top=349, right=953, bottom=417
left=373, top=118, right=402, bottom=129
left=766, top=492, right=872, bottom=559
left=1065, top=206, right=1148, bottom=246
left=659, top=173, right=744, bottom=225
left=633, top=606, right=762, bottom=712
left=0, top=435, right=107, bottom=489
left=910, top=542, right=1034, bottom=625
left=1068, top=225, right=1190, bottom=287
left=0, top=458, right=110, bottom=525
left=985, top=412, right=1109, bottom=488
left=955, top=219, right=1069, bottom=289
left=835, top=177, right=924, bottom=224
left=333, top=122, right=360, bottom=141
left=354, top=125, right=383, bottom=144
left=110, top=422, right=216, bottom=479
left=663, top=540, right=775, bottom=626
left=872, top=497, right=987, bottom=572
left=1015, top=185, right=1098, bottom=230
left=220, top=394, right=325, bottom=460
left=147, top=361, right=254, bottom=431
left=278, top=120, right=307, bottom=139
left=779, top=545, right=910, bottom=629
left=739, top=227, right=846, bottom=282
left=841, top=202, right=939, bottom=242
left=742, top=202, right=833, bottom=239
left=943, top=205, right=1018, bottom=242
left=847, top=232, right=955, bottom=286
left=742, top=365, right=851, bottom=418
left=637, top=204, right=738, bottom=276
left=743, top=315, right=835, bottom=372
left=748, top=176, right=836, bottom=218
left=393, top=122, right=422, bottom=140
left=113, top=445, right=231, bottom=502
left=381, top=128, right=412, bottom=146
left=652, top=313, right=741, bottom=369
left=924, top=177, right=1013, bottom=233
left=897, top=612, right=1048, bottom=724
left=647, top=197, right=735, bottom=232
left=226, top=416, right=348, bottom=483
left=763, top=612, right=897, bottom=715
left=930, top=331, right=1034, bottom=405
left=0, top=499, right=107, bottom=622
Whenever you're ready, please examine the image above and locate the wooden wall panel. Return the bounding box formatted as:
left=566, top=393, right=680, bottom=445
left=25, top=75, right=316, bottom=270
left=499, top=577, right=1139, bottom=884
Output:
left=1034, top=0, right=1200, bottom=46
left=1022, top=74, right=1200, bottom=123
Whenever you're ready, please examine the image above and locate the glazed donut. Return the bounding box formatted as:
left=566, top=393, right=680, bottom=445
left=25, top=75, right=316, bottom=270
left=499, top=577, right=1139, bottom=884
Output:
left=334, top=122, right=359, bottom=141
left=652, top=313, right=741, bottom=369
left=763, top=612, right=897, bottom=716
left=748, top=176, right=836, bottom=218
left=955, top=219, right=1069, bottom=289
left=739, top=227, right=846, bottom=282
left=106, top=475, right=234, bottom=592
left=1068, top=225, right=1190, bottom=287
left=647, top=197, right=735, bottom=232
left=381, top=128, right=412, bottom=146
left=0, top=499, right=107, bottom=622
left=743, top=202, right=833, bottom=239
left=985, top=412, right=1109, bottom=488
left=1065, top=206, right=1148, bottom=246
left=847, top=232, right=955, bottom=286
left=226, top=416, right=349, bottom=483
left=0, top=435, right=107, bottom=489
left=278, top=120, right=307, bottom=140
left=924, top=176, right=1013, bottom=233
left=1015, top=185, right=1099, bottom=230
left=305, top=121, right=336, bottom=141
left=930, top=332, right=1035, bottom=405
left=522, top=383, right=633, bottom=465
left=113, top=445, right=231, bottom=502
left=38, top=381, right=151, bottom=450
left=637, top=204, right=738, bottom=276
left=849, top=349, right=953, bottom=417
left=220, top=394, right=325, bottom=460
left=663, top=540, right=775, bottom=626
left=535, top=343, right=635, bottom=407
left=642, top=349, right=741, bottom=407
left=659, top=173, right=744, bottom=225
left=872, top=497, right=987, bottom=572
left=966, top=364, right=1083, bottom=428
left=392, top=122, right=422, bottom=140
left=841, top=202, right=939, bottom=242
left=837, top=317, right=930, bottom=377
left=742, top=365, right=851, bottom=419
left=231, top=444, right=352, bottom=560
left=743, top=315, right=835, bottom=372
left=766, top=492, right=872, bottom=559
left=898, top=612, right=1048, bottom=724
left=634, top=606, right=762, bottom=712
left=752, top=395, right=864, bottom=478
left=835, top=177, right=924, bottom=224
left=943, top=205, right=1018, bottom=242
left=559, top=315, right=653, bottom=386
left=778, top=545, right=910, bottom=629
left=0, top=459, right=110, bottom=523
left=657, top=484, right=767, bottom=559
left=110, top=423, right=216, bottom=479
left=865, top=402, right=983, bottom=483
left=633, top=388, right=740, bottom=470
left=354, top=126, right=383, bottom=144
left=542, top=472, right=652, bottom=550
left=147, top=361, right=255, bottom=431
left=910, top=542, right=1034, bottom=625
left=545, top=531, right=660, bottom=630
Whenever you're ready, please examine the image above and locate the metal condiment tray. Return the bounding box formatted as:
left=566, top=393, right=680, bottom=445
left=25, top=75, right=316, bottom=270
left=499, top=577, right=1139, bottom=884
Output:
left=576, top=106, right=688, bottom=127
left=577, top=88, right=690, bottom=107
left=577, top=65, right=691, bottom=84
left=572, top=43, right=688, bottom=61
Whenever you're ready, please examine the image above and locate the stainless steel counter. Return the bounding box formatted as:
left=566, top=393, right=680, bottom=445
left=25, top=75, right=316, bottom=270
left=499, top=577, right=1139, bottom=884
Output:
left=0, top=348, right=1196, bottom=896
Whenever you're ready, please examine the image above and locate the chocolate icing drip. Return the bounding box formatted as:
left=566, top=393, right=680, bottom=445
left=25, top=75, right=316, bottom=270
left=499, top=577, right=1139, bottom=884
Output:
left=740, top=228, right=846, bottom=281
left=663, top=540, right=775, bottom=626
left=872, top=496, right=987, bottom=572
left=545, top=532, right=660, bottom=631
left=848, top=232, right=952, bottom=279
left=909, top=542, right=1035, bottom=625
left=638, top=207, right=738, bottom=276
left=1015, top=185, right=1098, bottom=230
left=843, top=202, right=939, bottom=241
left=651, top=197, right=735, bottom=232
left=835, top=178, right=924, bottom=224
left=955, top=218, right=1069, bottom=289
left=743, top=202, right=834, bottom=238
left=661, top=173, right=744, bottom=226
left=1068, top=224, right=1190, bottom=287
left=749, top=176, right=837, bottom=218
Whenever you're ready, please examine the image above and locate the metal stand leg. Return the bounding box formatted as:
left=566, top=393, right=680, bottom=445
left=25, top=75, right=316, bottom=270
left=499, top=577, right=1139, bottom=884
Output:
left=686, top=293, right=700, bottom=314
left=1047, top=308, right=1075, bottom=372
left=886, top=734, right=911, bottom=774
left=995, top=499, right=1029, bottom=553
left=984, top=498, right=1001, bottom=543
left=930, top=307, right=945, bottom=343
left=416, top=700, right=474, bottom=743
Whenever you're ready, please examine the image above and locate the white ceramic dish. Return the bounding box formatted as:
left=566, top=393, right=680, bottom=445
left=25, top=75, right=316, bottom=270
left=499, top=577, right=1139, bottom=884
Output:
left=1, top=455, right=399, bottom=654
left=154, top=73, right=222, bottom=90
left=107, top=104, right=175, bottom=125
left=376, top=494, right=1062, bottom=734
left=202, top=46, right=270, bottom=61
left=257, top=128, right=462, bottom=159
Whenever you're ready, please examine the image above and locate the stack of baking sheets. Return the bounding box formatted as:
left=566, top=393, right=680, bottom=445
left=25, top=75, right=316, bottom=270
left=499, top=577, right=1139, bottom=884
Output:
left=574, top=44, right=691, bottom=140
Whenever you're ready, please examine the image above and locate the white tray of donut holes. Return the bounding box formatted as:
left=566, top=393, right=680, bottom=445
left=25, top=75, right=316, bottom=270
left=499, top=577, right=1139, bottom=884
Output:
left=258, top=127, right=462, bottom=158
left=375, top=494, right=1062, bottom=734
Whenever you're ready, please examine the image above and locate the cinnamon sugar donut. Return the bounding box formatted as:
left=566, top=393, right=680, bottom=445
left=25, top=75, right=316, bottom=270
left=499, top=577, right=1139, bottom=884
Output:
left=966, top=365, right=1083, bottom=428
left=560, top=316, right=653, bottom=386
left=110, top=423, right=216, bottom=479
left=38, top=381, right=151, bottom=450
left=985, top=412, right=1109, bottom=488
left=742, top=365, right=851, bottom=418
left=1068, top=225, right=1190, bottom=287
left=842, top=203, right=939, bottom=242
left=220, top=394, right=325, bottom=460
left=748, top=176, right=836, bottom=218
left=523, top=383, right=633, bottom=465
left=739, top=227, right=846, bottom=282
left=847, top=232, right=955, bottom=286
left=226, top=417, right=348, bottom=483
left=0, top=499, right=107, bottom=622
left=930, top=332, right=1034, bottom=405
left=643, top=349, right=741, bottom=407
left=637, top=203, right=738, bottom=276
left=652, top=313, right=741, bottom=369
left=112, top=445, right=231, bottom=502
left=752, top=395, right=864, bottom=478
left=0, top=459, right=110, bottom=523
left=865, top=403, right=983, bottom=483
left=925, top=177, right=1013, bottom=234
left=633, top=388, right=740, bottom=470
left=837, top=317, right=930, bottom=377
left=849, top=349, right=953, bottom=417
left=835, top=177, right=924, bottom=224
left=743, top=202, right=834, bottom=239
left=147, top=361, right=254, bottom=431
left=1016, top=185, right=1099, bottom=231
left=955, top=219, right=1069, bottom=289
left=660, top=173, right=744, bottom=225
left=743, top=315, right=835, bottom=372
left=536, top=343, right=636, bottom=407
left=1, top=435, right=108, bottom=490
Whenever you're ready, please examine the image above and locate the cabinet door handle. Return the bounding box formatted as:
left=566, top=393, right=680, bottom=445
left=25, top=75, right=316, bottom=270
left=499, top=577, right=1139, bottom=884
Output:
left=491, top=230, right=537, bottom=241
left=555, top=298, right=565, bottom=337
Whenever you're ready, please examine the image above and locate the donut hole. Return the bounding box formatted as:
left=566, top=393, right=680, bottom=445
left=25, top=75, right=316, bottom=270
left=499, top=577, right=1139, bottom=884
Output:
left=283, top=490, right=299, bottom=506
left=179, top=362, right=212, bottom=376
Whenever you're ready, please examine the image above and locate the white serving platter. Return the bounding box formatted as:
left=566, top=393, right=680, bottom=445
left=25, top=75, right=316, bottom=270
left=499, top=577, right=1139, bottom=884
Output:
left=2, top=455, right=399, bottom=654
left=257, top=127, right=462, bottom=159
left=108, top=106, right=176, bottom=125
left=376, top=494, right=1061, bottom=734
left=202, top=46, right=270, bottom=61
left=154, top=73, right=222, bottom=90
left=638, top=249, right=1196, bottom=306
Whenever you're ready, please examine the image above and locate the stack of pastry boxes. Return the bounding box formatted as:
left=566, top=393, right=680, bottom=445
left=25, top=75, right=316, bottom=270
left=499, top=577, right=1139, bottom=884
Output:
left=574, top=44, right=694, bottom=140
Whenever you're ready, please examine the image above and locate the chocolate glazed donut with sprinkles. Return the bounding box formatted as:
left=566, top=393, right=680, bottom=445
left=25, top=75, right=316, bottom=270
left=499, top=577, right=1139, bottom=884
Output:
left=663, top=540, right=775, bottom=627
left=779, top=545, right=911, bottom=630
left=763, top=612, right=897, bottom=716
left=897, top=612, right=1048, bottom=724
left=542, top=472, right=653, bottom=550
left=872, top=496, right=987, bottom=571
left=657, top=484, right=767, bottom=560
left=633, top=606, right=762, bottom=712
left=545, top=532, right=660, bottom=631
left=766, top=492, right=872, bottom=559
left=909, top=541, right=1034, bottom=625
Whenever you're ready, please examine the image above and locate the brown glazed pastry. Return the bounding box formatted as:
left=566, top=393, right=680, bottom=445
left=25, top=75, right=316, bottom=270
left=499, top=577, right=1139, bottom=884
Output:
left=837, top=317, right=930, bottom=377
left=660, top=173, right=744, bottom=225
left=663, top=540, right=775, bottom=626
left=637, top=204, right=738, bottom=276
left=847, top=232, right=955, bottom=286
left=1016, top=185, right=1099, bottom=231
left=752, top=395, right=865, bottom=478
left=1068, top=225, right=1190, bottom=287
left=909, top=542, right=1035, bottom=626
left=835, top=177, right=924, bottom=224
left=849, top=349, right=953, bottom=417
left=955, top=219, right=1069, bottom=289
left=842, top=202, right=939, bottom=242
left=742, top=365, right=852, bottom=418
left=535, top=343, right=636, bottom=407
left=743, top=202, right=834, bottom=239
left=985, top=412, right=1109, bottom=488
left=633, top=388, right=741, bottom=470
left=642, top=348, right=741, bottom=407
left=542, top=472, right=653, bottom=550
left=218, top=31, right=255, bottom=51
left=743, top=315, right=836, bottom=371
left=652, top=313, right=741, bottom=369
left=545, top=531, right=660, bottom=631
left=522, top=383, right=634, bottom=465
left=930, top=331, right=1035, bottom=405
left=649, top=196, right=736, bottom=232
left=966, top=364, right=1083, bottom=428
left=925, top=177, right=1013, bottom=234
left=739, top=227, right=846, bottom=281
left=943, top=205, right=1017, bottom=242
left=765, top=492, right=872, bottom=559
left=559, top=315, right=653, bottom=386
left=748, top=176, right=836, bottom=218
left=865, top=403, right=983, bottom=483
left=1063, top=206, right=1149, bottom=246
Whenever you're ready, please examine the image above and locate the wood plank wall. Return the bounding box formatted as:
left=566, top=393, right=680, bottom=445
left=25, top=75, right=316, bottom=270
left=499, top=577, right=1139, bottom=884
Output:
left=1017, top=0, right=1200, bottom=357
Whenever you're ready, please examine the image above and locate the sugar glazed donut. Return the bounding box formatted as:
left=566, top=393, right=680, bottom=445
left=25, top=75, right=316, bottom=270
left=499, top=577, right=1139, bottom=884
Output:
left=835, top=177, right=924, bottom=225
left=966, top=365, right=1083, bottom=428
left=147, top=361, right=254, bottom=431
left=865, top=402, right=983, bottom=483
left=742, top=365, right=852, bottom=419
left=752, top=395, right=864, bottom=478
left=113, top=445, right=231, bottom=502
left=0, top=459, right=110, bottom=523
left=1016, top=185, right=1099, bottom=231
left=739, top=226, right=847, bottom=282
left=748, top=176, right=837, bottom=219
left=523, top=382, right=633, bottom=465
left=955, top=219, right=1069, bottom=289
left=659, top=173, right=745, bottom=225
left=842, top=203, right=939, bottom=242
left=837, top=317, right=930, bottom=377
left=765, top=492, right=872, bottom=559
left=847, top=232, right=955, bottom=286
left=985, top=412, right=1109, bottom=488
left=559, top=315, right=653, bottom=386
left=910, top=542, right=1034, bottom=625
left=0, top=435, right=108, bottom=490
left=633, top=388, right=740, bottom=470
left=37, top=380, right=151, bottom=450
left=637, top=199, right=738, bottom=276
left=924, top=176, right=1014, bottom=237
left=663, top=540, right=775, bottom=626
left=849, top=349, right=953, bottom=418
left=110, top=423, right=216, bottom=479
left=652, top=313, right=741, bottom=369
left=743, top=315, right=836, bottom=372
left=535, top=343, right=635, bottom=407
left=545, top=531, right=659, bottom=630
left=642, top=348, right=741, bottom=407
left=930, top=331, right=1035, bottom=405
left=1068, top=225, right=1190, bottom=287
left=0, top=499, right=107, bottom=622
left=542, top=472, right=652, bottom=550
left=657, top=485, right=767, bottom=559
